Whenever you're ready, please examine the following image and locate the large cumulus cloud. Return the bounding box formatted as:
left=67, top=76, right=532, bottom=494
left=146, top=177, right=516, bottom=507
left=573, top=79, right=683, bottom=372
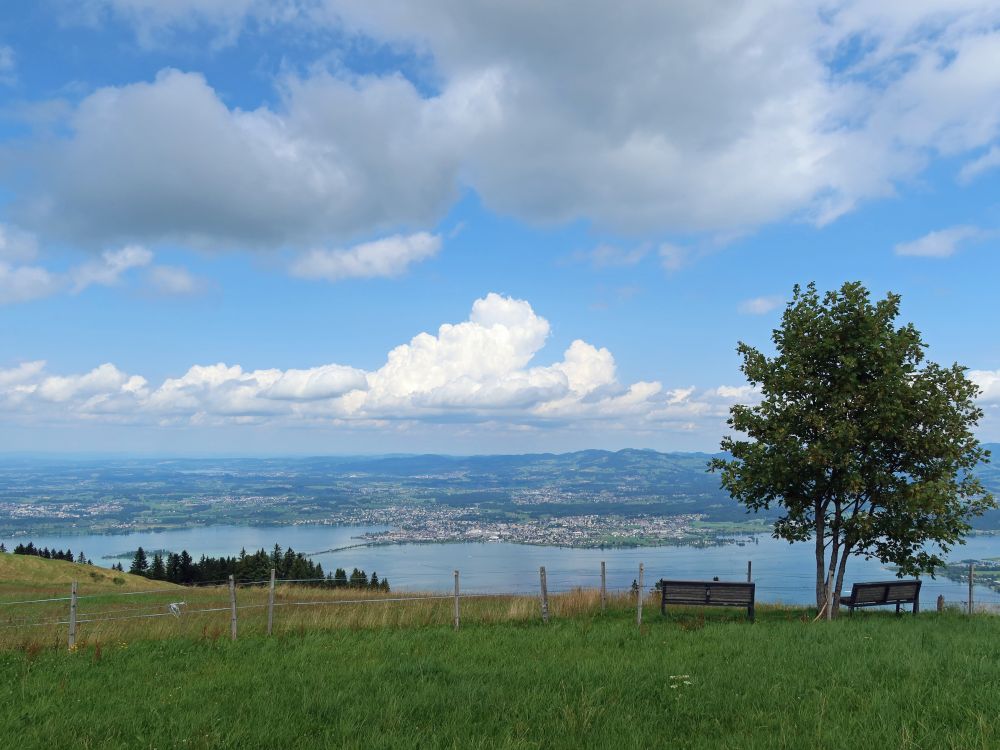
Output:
left=0, top=293, right=747, bottom=430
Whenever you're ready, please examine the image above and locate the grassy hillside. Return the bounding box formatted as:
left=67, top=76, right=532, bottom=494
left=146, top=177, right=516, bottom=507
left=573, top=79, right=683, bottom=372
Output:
left=0, top=553, right=180, bottom=600
left=2, top=609, right=999, bottom=749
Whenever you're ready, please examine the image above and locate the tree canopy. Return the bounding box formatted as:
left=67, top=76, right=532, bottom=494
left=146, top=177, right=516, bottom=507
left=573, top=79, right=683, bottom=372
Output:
left=711, top=282, right=994, bottom=615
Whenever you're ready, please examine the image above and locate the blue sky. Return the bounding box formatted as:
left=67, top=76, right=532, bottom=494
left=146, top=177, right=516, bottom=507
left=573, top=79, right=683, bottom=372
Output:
left=1, top=1, right=999, bottom=455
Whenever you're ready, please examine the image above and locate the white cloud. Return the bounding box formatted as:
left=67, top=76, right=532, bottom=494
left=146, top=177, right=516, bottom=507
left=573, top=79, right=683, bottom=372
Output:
left=70, top=245, right=153, bottom=291
left=20, top=2, right=1000, bottom=249
left=0, top=262, right=60, bottom=305
left=0, top=361, right=45, bottom=388
left=738, top=295, right=785, bottom=315
left=36, top=363, right=145, bottom=403
left=145, top=265, right=206, bottom=296
left=290, top=232, right=441, bottom=282
left=0, top=292, right=794, bottom=437
left=958, top=145, right=1000, bottom=184
left=658, top=244, right=690, bottom=272
left=0, top=239, right=180, bottom=304
left=573, top=244, right=649, bottom=269
left=19, top=68, right=472, bottom=250
left=894, top=226, right=982, bottom=258
left=970, top=370, right=1000, bottom=403
left=0, top=292, right=708, bottom=429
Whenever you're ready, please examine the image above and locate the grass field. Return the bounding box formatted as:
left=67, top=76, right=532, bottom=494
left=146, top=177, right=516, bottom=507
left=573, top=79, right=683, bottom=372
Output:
left=2, top=554, right=1000, bottom=748
left=3, top=609, right=1000, bottom=747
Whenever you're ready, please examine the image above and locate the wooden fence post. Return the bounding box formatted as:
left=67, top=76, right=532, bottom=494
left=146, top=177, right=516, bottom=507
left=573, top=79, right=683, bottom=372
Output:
left=266, top=568, right=276, bottom=636
left=228, top=575, right=238, bottom=641
left=936, top=594, right=944, bottom=613
left=747, top=560, right=752, bottom=582
left=968, top=563, right=974, bottom=615
left=68, top=581, right=78, bottom=650
left=453, top=570, right=460, bottom=630
left=539, top=566, right=549, bottom=624
left=600, top=561, right=607, bottom=614
left=637, top=563, right=644, bottom=628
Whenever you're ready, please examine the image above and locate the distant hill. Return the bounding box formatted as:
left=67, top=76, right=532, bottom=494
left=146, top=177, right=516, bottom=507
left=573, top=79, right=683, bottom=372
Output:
left=2, top=446, right=999, bottom=533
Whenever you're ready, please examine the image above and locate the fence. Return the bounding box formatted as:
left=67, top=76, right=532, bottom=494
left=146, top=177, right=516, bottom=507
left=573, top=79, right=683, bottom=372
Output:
left=2, top=559, right=998, bottom=651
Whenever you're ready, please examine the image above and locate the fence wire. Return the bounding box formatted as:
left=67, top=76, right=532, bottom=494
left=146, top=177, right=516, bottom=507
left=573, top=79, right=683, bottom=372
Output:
left=3, top=562, right=999, bottom=635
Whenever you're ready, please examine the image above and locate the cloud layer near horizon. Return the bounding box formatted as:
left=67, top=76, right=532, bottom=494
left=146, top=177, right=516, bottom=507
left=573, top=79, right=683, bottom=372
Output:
left=0, top=293, right=744, bottom=431
left=11, top=1, right=1000, bottom=253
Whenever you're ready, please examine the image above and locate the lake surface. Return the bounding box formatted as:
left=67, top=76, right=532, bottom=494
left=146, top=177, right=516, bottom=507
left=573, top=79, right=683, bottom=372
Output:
left=4, top=525, right=999, bottom=607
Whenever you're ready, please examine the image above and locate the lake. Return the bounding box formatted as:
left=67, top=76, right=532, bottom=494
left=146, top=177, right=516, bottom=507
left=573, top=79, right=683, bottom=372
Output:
left=4, top=524, right=999, bottom=607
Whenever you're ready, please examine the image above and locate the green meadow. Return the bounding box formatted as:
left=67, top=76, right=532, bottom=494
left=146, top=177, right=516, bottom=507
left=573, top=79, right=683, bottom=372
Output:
left=2, top=604, right=999, bottom=749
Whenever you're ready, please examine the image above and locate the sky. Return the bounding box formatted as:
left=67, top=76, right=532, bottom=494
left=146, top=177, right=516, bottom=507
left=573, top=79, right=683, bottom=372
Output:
left=1, top=0, right=999, bottom=456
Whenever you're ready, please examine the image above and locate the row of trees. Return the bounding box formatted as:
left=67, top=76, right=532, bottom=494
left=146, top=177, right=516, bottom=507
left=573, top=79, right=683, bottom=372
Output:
left=126, top=544, right=389, bottom=591
left=10, top=542, right=92, bottom=565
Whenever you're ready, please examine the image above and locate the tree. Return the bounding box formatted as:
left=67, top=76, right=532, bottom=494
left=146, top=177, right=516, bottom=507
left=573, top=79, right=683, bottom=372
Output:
left=76, top=551, right=87, bottom=564
left=349, top=568, right=368, bottom=588
left=129, top=547, right=150, bottom=576
left=334, top=568, right=348, bottom=587
left=711, top=282, right=994, bottom=616
left=150, top=553, right=166, bottom=580
left=0, top=542, right=6, bottom=553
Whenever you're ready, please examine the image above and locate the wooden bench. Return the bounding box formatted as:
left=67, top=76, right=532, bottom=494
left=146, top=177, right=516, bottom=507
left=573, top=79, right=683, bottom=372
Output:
left=659, top=579, right=755, bottom=622
left=838, top=580, right=921, bottom=615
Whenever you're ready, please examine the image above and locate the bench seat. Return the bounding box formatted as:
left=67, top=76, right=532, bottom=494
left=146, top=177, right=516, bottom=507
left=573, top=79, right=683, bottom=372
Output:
left=659, top=579, right=755, bottom=622
left=838, top=580, right=921, bottom=614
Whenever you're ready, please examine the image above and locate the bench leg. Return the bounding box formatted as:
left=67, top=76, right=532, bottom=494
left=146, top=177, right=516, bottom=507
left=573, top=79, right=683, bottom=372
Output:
left=896, top=602, right=901, bottom=615
left=913, top=599, right=919, bottom=615
left=748, top=602, right=755, bottom=623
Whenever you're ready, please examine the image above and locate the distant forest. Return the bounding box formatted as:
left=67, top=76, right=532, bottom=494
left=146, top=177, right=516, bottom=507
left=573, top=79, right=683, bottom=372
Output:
left=6, top=541, right=389, bottom=591
left=121, top=544, right=390, bottom=591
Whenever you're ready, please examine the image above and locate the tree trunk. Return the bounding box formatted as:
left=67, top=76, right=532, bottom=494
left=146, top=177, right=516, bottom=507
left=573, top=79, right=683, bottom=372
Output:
left=832, top=543, right=852, bottom=618
left=814, top=511, right=826, bottom=610
left=824, top=535, right=840, bottom=620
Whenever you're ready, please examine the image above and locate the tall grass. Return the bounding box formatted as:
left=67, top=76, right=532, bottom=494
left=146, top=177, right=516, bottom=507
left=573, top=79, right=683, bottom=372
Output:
left=0, top=583, right=640, bottom=651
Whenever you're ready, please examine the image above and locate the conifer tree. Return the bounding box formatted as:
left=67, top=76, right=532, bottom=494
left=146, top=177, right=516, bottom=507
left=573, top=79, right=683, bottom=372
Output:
left=129, top=547, right=149, bottom=576
left=179, top=551, right=194, bottom=583
left=76, top=551, right=86, bottom=564
left=150, top=553, right=166, bottom=580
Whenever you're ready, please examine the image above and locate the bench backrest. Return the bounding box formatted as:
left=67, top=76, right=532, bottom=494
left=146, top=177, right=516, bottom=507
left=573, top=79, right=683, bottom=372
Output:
left=660, top=580, right=754, bottom=605
left=850, top=580, right=921, bottom=604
